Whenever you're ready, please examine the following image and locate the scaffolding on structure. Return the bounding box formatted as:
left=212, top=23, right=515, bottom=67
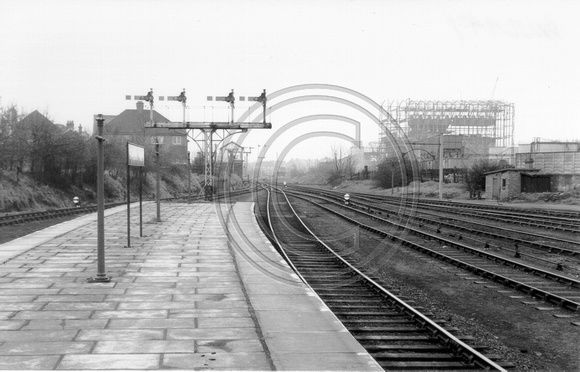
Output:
left=382, top=100, right=514, bottom=155
left=378, top=100, right=515, bottom=182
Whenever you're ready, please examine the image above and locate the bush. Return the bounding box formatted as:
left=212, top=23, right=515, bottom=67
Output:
left=467, top=159, right=512, bottom=191
left=374, top=157, right=414, bottom=189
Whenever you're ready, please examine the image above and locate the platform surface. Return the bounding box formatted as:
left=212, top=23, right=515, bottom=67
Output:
left=0, top=201, right=382, bottom=371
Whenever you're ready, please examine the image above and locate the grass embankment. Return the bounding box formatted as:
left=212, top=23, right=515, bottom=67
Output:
left=0, top=169, right=215, bottom=214
left=0, top=171, right=78, bottom=213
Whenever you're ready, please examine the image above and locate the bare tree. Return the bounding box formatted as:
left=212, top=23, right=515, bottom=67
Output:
left=328, top=144, right=357, bottom=183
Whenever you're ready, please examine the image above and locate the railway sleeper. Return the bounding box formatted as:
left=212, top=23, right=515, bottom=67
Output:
left=299, top=273, right=354, bottom=278
left=364, top=344, right=467, bottom=353
left=377, top=360, right=485, bottom=370
left=323, top=299, right=382, bottom=304
left=349, top=326, right=461, bottom=333
left=309, top=284, right=370, bottom=290
left=342, top=319, right=430, bottom=325
left=372, top=352, right=467, bottom=361
left=356, top=335, right=437, bottom=342
left=328, top=305, right=393, bottom=311
left=334, top=311, right=414, bottom=317
left=318, top=292, right=379, bottom=297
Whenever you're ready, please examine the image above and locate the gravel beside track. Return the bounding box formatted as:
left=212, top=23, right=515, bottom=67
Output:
left=270, top=187, right=580, bottom=371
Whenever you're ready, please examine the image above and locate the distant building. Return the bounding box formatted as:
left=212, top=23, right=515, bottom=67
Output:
left=484, top=168, right=546, bottom=201
left=96, top=101, right=188, bottom=164
left=55, top=120, right=88, bottom=136
left=515, top=140, right=580, bottom=174
left=379, top=100, right=515, bottom=180
left=16, top=110, right=87, bottom=138
left=512, top=140, right=580, bottom=192
left=91, top=115, right=115, bottom=134
left=10, top=111, right=89, bottom=184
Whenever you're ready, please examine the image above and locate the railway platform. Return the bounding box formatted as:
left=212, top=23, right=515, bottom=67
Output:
left=0, top=201, right=382, bottom=371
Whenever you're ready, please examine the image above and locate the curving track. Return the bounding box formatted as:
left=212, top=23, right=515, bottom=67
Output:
left=281, top=185, right=580, bottom=313
left=258, top=185, right=510, bottom=371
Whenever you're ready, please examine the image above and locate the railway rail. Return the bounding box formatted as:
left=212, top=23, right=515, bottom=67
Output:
left=356, top=193, right=580, bottom=234
left=259, top=185, right=510, bottom=371
left=293, top=185, right=580, bottom=233
left=0, top=187, right=255, bottom=227
left=352, top=190, right=580, bottom=221
left=280, top=186, right=580, bottom=313
left=0, top=203, right=123, bottom=227
left=289, top=185, right=580, bottom=256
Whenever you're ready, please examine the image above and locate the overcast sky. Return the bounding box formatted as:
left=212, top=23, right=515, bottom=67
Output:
left=1, top=0, right=579, bottom=160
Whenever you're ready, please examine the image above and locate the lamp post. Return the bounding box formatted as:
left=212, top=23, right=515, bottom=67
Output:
left=89, top=114, right=111, bottom=283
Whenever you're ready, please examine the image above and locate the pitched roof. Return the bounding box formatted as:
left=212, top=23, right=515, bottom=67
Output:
left=103, top=108, right=185, bottom=136
left=484, top=168, right=539, bottom=175
left=17, top=110, right=54, bottom=127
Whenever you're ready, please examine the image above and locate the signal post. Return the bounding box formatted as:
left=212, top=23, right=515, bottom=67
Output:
left=138, top=89, right=271, bottom=200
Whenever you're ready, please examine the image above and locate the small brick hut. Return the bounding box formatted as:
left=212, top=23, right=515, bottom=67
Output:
left=484, top=168, right=546, bottom=201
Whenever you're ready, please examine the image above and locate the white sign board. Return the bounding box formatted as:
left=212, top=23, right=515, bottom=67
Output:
left=127, top=143, right=145, bottom=167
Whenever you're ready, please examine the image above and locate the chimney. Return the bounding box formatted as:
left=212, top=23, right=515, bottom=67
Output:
left=66, top=120, right=74, bottom=130
left=78, top=124, right=83, bottom=134
left=136, top=101, right=144, bottom=112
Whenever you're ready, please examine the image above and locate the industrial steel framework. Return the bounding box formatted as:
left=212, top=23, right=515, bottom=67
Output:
left=383, top=100, right=514, bottom=149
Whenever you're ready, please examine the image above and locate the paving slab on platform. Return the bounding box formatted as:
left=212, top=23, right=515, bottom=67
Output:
left=0, top=201, right=382, bottom=371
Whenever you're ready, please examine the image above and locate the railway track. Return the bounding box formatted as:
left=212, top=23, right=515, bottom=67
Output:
left=281, top=187, right=580, bottom=313
left=0, top=187, right=255, bottom=228
left=289, top=185, right=580, bottom=257
left=293, top=185, right=580, bottom=233
left=260, top=185, right=510, bottom=371
left=0, top=203, right=123, bottom=227
left=355, top=193, right=580, bottom=234
left=349, top=189, right=580, bottom=221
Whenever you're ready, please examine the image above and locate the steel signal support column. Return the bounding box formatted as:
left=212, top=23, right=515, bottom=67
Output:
left=89, top=114, right=111, bottom=283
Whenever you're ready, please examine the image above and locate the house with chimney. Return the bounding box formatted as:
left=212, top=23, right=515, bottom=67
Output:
left=94, top=101, right=188, bottom=164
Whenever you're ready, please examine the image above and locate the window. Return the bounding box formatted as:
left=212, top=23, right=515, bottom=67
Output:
left=502, top=179, right=506, bottom=188
left=150, top=137, right=164, bottom=144
left=172, top=136, right=182, bottom=145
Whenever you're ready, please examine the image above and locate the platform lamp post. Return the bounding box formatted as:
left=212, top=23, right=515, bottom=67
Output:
left=88, top=114, right=111, bottom=283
